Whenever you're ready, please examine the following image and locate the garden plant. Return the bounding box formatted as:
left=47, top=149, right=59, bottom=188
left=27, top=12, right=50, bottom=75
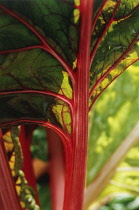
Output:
left=0, top=0, right=139, bottom=210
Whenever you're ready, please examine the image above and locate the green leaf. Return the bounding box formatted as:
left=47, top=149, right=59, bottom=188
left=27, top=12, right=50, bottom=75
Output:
left=0, top=0, right=78, bottom=66
left=0, top=50, right=63, bottom=93
left=90, top=1, right=139, bottom=102
left=0, top=93, right=56, bottom=126
left=0, top=0, right=77, bottom=130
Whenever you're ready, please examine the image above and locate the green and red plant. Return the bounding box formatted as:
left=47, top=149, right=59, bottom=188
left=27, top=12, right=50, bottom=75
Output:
left=0, top=0, right=139, bottom=210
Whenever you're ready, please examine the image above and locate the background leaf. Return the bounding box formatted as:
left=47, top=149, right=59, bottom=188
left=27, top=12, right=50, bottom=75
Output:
left=86, top=62, right=139, bottom=209
left=87, top=62, right=139, bottom=184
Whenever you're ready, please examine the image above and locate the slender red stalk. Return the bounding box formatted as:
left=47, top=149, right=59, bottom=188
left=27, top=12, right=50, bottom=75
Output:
left=0, top=129, right=22, bottom=210
left=47, top=129, right=65, bottom=210
left=0, top=45, right=43, bottom=54
left=0, top=4, right=75, bottom=83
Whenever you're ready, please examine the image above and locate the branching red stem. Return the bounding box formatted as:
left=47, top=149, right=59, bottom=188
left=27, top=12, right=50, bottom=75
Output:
left=0, top=119, right=72, bottom=154
left=63, top=0, right=93, bottom=210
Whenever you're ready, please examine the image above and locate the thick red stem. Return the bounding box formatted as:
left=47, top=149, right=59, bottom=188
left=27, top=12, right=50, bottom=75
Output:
left=0, top=129, right=22, bottom=210
left=63, top=1, right=93, bottom=210
left=47, top=128, right=65, bottom=210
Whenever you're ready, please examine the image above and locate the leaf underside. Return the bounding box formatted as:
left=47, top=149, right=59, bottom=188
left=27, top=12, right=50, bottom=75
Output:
left=0, top=0, right=139, bottom=130
left=0, top=0, right=78, bottom=131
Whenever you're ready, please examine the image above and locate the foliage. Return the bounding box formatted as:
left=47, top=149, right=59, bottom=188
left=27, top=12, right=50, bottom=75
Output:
left=0, top=0, right=138, bottom=132
left=0, top=1, right=139, bottom=210
left=37, top=181, right=51, bottom=210
left=31, top=64, right=139, bottom=210
left=3, top=127, right=40, bottom=210
left=31, top=126, right=51, bottom=210
left=31, top=126, right=48, bottom=162
left=87, top=63, right=139, bottom=209
left=99, top=195, right=139, bottom=210
left=87, top=62, right=139, bottom=184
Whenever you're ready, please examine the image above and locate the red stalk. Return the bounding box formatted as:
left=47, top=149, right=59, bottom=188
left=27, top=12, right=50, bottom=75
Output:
left=0, top=129, right=22, bottom=210
left=47, top=128, right=65, bottom=210
left=62, top=1, right=93, bottom=209
left=0, top=45, right=44, bottom=54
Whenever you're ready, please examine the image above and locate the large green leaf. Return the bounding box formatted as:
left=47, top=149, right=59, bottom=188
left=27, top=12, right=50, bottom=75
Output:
left=0, top=0, right=77, bottom=130
left=0, top=50, right=64, bottom=93
left=0, top=0, right=78, bottom=65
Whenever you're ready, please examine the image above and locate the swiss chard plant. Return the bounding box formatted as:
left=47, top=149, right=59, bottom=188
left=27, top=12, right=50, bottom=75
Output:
left=0, top=0, right=139, bottom=210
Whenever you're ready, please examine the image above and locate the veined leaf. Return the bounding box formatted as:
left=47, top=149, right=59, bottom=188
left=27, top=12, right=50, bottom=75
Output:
left=0, top=1, right=139, bottom=210
left=0, top=50, right=64, bottom=93
left=90, top=0, right=139, bottom=105
left=0, top=0, right=79, bottom=65
left=0, top=0, right=78, bottom=132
